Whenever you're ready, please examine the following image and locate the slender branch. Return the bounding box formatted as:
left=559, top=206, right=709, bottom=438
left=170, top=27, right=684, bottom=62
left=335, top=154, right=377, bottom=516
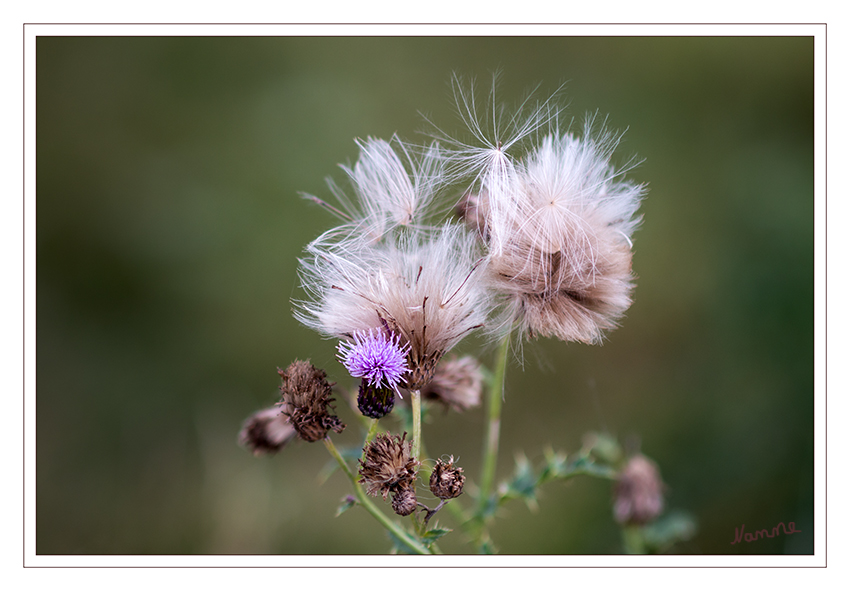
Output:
left=411, top=389, right=422, bottom=462
left=322, top=437, right=431, bottom=555
left=363, top=417, right=380, bottom=449
left=476, top=332, right=511, bottom=526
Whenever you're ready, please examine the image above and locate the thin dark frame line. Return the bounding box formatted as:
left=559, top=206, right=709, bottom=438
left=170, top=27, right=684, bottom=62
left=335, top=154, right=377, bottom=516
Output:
left=21, top=24, right=826, bottom=567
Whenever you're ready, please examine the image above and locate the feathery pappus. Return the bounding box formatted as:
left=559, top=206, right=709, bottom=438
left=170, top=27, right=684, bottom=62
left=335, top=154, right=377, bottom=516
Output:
left=303, top=135, right=445, bottom=248
left=296, top=136, right=493, bottom=392
left=297, top=223, right=493, bottom=390
left=447, top=79, right=645, bottom=344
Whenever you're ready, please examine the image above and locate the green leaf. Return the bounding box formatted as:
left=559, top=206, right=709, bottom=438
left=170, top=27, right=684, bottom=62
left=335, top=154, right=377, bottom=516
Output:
left=641, top=511, right=698, bottom=553
left=387, top=528, right=421, bottom=555
left=499, top=453, right=539, bottom=510
left=539, top=447, right=569, bottom=482
left=563, top=455, right=618, bottom=480
left=478, top=492, right=499, bottom=520
left=421, top=527, right=452, bottom=547
left=477, top=537, right=497, bottom=555
left=335, top=495, right=357, bottom=517
left=583, top=431, right=624, bottom=465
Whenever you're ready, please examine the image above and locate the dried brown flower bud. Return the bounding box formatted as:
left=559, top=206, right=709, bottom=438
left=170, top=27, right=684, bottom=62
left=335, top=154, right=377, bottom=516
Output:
left=278, top=360, right=345, bottom=442
left=613, top=454, right=665, bottom=525
left=429, top=456, right=465, bottom=500
left=238, top=406, right=297, bottom=456
left=391, top=484, right=418, bottom=517
left=457, top=191, right=490, bottom=240
left=421, top=356, right=483, bottom=412
left=358, top=432, right=419, bottom=504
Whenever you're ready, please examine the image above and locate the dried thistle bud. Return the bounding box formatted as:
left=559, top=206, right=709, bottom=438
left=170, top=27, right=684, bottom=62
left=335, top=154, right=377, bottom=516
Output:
left=429, top=456, right=465, bottom=500
left=358, top=432, right=419, bottom=501
left=278, top=360, right=345, bottom=442
left=613, top=454, right=665, bottom=526
left=421, top=356, right=483, bottom=412
left=356, top=380, right=396, bottom=419
left=391, top=484, right=418, bottom=517
left=457, top=191, right=490, bottom=240
left=238, top=406, right=297, bottom=456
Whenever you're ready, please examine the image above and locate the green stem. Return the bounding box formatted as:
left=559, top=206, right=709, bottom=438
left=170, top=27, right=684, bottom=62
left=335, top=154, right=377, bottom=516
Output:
left=323, top=437, right=431, bottom=555
left=622, top=524, right=646, bottom=554
left=363, top=418, right=379, bottom=449
left=477, top=333, right=511, bottom=522
left=410, top=389, right=422, bottom=462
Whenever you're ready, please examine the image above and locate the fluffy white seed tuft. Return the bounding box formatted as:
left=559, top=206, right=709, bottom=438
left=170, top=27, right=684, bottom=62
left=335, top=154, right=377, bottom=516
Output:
left=303, top=136, right=444, bottom=247
left=296, top=223, right=493, bottom=389
left=448, top=83, right=645, bottom=345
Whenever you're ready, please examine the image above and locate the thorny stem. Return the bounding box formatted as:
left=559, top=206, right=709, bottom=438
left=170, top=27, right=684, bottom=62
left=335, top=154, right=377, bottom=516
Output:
left=475, top=332, right=511, bottom=544
left=322, top=437, right=431, bottom=555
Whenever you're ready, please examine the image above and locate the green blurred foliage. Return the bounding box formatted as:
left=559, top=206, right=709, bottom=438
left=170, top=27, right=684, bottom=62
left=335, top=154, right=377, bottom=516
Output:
left=36, top=36, right=813, bottom=555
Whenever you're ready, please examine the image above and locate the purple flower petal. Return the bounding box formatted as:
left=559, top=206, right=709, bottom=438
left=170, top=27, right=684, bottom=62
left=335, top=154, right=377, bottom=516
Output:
left=338, top=330, right=409, bottom=390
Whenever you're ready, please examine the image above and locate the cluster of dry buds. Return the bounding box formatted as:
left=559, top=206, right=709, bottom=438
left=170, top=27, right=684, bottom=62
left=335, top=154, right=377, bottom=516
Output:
left=239, top=78, right=663, bottom=551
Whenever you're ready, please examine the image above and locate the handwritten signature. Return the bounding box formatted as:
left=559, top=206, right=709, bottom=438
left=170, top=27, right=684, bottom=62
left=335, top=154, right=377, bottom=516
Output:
left=731, top=522, right=802, bottom=545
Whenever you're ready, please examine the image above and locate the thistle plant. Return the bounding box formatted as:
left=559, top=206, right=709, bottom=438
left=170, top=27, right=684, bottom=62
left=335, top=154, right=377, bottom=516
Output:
left=238, top=77, right=695, bottom=554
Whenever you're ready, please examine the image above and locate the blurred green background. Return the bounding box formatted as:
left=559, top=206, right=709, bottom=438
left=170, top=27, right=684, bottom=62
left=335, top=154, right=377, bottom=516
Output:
left=36, top=36, right=813, bottom=555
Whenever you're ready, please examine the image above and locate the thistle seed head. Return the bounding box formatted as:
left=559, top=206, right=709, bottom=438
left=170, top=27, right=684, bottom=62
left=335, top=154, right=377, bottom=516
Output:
left=297, top=223, right=492, bottom=390
left=429, top=456, right=465, bottom=500
left=481, top=126, right=642, bottom=344
left=445, top=81, right=644, bottom=345
left=613, top=454, right=665, bottom=525
left=421, top=355, right=483, bottom=412
left=391, top=484, right=418, bottom=517
left=358, top=432, right=419, bottom=501
left=278, top=360, right=345, bottom=442
left=237, top=406, right=297, bottom=456
left=303, top=136, right=444, bottom=246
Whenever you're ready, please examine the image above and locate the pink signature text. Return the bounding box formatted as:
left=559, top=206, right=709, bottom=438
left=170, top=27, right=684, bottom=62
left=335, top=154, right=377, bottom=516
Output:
left=731, top=522, right=802, bottom=545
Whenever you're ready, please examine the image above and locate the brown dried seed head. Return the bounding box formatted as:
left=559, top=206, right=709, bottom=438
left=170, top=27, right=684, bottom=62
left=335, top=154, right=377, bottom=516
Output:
left=421, top=356, right=483, bottom=412
left=278, top=360, right=345, bottom=442
left=238, top=406, right=297, bottom=456
left=358, top=432, right=419, bottom=500
left=403, top=350, right=441, bottom=391
left=429, top=456, right=465, bottom=500
left=490, top=230, right=634, bottom=345
left=613, top=454, right=665, bottom=525
left=457, top=192, right=490, bottom=240
left=391, top=484, right=418, bottom=517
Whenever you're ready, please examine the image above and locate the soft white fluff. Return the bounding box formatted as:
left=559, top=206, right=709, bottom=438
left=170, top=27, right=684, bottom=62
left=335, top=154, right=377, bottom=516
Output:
left=296, top=79, right=645, bottom=350
left=446, top=82, right=645, bottom=344
left=506, top=122, right=643, bottom=289
left=304, top=136, right=443, bottom=247
left=296, top=223, right=493, bottom=387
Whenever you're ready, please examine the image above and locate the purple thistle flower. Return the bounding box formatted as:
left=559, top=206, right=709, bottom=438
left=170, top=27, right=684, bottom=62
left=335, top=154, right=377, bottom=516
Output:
left=338, top=329, right=410, bottom=391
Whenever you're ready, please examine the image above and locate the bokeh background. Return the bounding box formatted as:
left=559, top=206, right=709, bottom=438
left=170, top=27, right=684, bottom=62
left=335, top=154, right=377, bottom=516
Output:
left=36, top=35, right=814, bottom=555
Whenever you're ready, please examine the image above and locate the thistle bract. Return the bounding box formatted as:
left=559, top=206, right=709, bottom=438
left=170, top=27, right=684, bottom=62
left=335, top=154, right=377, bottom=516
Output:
left=357, top=380, right=396, bottom=419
